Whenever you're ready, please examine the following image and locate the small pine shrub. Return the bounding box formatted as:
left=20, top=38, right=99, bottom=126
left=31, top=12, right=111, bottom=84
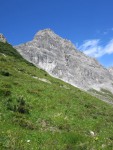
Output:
left=17, top=97, right=30, bottom=114
left=0, top=70, right=11, bottom=76
left=6, top=96, right=30, bottom=114
left=45, top=73, right=48, bottom=76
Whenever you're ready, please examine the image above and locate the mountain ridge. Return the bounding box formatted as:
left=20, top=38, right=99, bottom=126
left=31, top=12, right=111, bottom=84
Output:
left=15, top=29, right=113, bottom=100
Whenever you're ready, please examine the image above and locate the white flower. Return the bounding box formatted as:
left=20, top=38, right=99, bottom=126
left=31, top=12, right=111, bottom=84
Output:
left=90, top=131, right=95, bottom=136
left=27, top=140, right=30, bottom=143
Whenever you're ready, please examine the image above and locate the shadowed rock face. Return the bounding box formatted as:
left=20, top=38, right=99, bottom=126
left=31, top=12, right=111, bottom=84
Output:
left=0, top=33, right=7, bottom=43
left=15, top=29, right=113, bottom=94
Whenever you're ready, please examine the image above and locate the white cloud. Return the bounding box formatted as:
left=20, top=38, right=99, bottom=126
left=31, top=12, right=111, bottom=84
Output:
left=78, top=39, right=113, bottom=58
left=96, top=28, right=113, bottom=36
left=105, top=39, right=113, bottom=54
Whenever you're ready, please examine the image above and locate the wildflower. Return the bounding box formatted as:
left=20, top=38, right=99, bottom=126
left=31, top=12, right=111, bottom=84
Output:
left=27, top=140, right=30, bottom=143
left=90, top=130, right=95, bottom=136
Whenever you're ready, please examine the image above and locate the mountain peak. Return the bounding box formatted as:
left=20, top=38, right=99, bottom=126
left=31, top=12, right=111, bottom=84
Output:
left=34, top=28, right=60, bottom=40
left=33, top=29, right=76, bottom=50
left=36, top=28, right=55, bottom=34
left=0, top=33, right=7, bottom=43
left=15, top=29, right=113, bottom=102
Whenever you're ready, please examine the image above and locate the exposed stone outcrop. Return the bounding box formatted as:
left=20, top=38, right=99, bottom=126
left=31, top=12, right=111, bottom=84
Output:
left=108, top=67, right=113, bottom=76
left=15, top=29, right=113, bottom=97
left=0, top=33, right=7, bottom=43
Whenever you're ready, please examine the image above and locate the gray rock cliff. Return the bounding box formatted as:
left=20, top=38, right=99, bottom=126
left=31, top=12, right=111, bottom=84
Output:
left=15, top=29, right=113, bottom=99
left=108, top=67, right=113, bottom=76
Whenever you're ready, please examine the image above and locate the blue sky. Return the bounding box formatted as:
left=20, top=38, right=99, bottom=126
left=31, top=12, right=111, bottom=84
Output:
left=0, top=0, right=113, bottom=67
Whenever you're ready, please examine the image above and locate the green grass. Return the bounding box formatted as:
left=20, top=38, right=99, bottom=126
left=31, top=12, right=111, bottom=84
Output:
left=0, top=42, right=113, bottom=149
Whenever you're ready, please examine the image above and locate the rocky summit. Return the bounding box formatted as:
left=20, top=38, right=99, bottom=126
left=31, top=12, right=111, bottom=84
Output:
left=15, top=29, right=113, bottom=101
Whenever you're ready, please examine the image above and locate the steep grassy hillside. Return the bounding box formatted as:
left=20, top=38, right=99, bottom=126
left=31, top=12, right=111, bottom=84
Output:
left=0, top=42, right=113, bottom=150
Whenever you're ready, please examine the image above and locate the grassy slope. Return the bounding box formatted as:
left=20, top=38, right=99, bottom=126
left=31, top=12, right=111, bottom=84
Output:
left=0, top=42, right=113, bottom=150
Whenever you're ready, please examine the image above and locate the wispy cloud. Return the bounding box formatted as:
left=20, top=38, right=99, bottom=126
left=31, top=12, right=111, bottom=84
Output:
left=96, top=28, right=113, bottom=35
left=103, top=28, right=113, bottom=35
left=78, top=39, right=113, bottom=58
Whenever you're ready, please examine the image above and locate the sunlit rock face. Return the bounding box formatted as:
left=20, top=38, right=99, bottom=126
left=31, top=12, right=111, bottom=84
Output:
left=0, top=33, right=7, bottom=43
left=15, top=29, right=113, bottom=94
left=108, top=67, right=113, bottom=76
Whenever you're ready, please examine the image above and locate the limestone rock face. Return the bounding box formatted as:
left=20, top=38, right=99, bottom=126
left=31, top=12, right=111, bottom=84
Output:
left=108, top=67, right=113, bottom=76
left=15, top=29, right=113, bottom=95
left=0, top=33, right=7, bottom=43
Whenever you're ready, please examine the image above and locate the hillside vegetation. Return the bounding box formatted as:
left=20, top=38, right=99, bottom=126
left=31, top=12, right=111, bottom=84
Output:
left=0, top=42, right=113, bottom=150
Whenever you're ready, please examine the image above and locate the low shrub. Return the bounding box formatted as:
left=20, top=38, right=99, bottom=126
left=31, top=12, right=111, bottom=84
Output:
left=0, top=70, right=11, bottom=76
left=13, top=116, right=36, bottom=130
left=17, top=97, right=30, bottom=114
left=6, top=96, right=30, bottom=114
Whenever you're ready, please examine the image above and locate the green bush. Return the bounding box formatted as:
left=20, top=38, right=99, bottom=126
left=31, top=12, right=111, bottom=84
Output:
left=0, top=70, right=11, bottom=76
left=17, top=97, right=30, bottom=114
left=6, top=97, right=30, bottom=114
